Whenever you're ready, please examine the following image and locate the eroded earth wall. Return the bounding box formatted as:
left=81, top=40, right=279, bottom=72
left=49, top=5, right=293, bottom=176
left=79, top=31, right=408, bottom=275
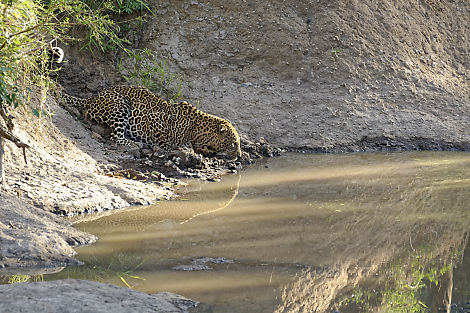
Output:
left=133, top=0, right=469, bottom=150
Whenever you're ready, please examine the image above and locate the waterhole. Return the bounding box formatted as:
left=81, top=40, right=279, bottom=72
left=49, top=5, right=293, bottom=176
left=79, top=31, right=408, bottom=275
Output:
left=35, top=153, right=470, bottom=311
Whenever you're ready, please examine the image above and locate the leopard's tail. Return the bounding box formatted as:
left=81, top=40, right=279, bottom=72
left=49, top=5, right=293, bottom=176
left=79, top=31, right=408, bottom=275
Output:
left=59, top=92, right=88, bottom=110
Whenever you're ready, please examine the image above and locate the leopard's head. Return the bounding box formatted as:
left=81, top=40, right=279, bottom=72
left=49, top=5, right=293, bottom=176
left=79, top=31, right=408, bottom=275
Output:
left=193, top=118, right=242, bottom=160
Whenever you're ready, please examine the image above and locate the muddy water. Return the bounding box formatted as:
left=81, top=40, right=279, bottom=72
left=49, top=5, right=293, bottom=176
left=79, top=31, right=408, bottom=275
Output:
left=46, top=152, right=470, bottom=313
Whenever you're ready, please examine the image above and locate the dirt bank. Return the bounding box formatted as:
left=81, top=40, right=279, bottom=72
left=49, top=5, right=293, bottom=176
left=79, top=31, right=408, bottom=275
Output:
left=147, top=0, right=470, bottom=152
left=58, top=0, right=470, bottom=152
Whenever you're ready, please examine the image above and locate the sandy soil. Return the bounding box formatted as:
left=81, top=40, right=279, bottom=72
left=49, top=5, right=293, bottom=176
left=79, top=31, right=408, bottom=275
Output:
left=146, top=0, right=469, bottom=151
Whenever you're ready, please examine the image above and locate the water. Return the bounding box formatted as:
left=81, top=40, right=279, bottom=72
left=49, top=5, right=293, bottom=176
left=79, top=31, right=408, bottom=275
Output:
left=31, top=153, right=470, bottom=311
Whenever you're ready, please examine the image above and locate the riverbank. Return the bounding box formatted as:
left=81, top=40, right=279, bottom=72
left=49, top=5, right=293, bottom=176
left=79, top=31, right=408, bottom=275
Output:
left=0, top=193, right=95, bottom=270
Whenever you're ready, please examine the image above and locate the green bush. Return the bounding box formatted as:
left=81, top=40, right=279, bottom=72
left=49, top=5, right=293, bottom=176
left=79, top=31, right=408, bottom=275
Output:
left=0, top=0, right=150, bottom=112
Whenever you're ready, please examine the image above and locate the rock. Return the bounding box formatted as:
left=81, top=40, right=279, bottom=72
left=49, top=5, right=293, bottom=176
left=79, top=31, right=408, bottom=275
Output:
left=0, top=279, right=198, bottom=313
left=0, top=193, right=96, bottom=269
left=173, top=257, right=234, bottom=271
left=90, top=131, right=102, bottom=140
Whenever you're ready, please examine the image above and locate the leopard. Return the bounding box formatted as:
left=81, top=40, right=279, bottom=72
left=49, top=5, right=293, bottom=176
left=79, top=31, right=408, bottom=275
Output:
left=60, top=85, right=242, bottom=160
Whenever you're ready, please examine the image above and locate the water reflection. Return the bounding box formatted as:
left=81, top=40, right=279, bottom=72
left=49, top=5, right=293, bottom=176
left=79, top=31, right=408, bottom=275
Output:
left=39, top=152, right=470, bottom=313
left=274, top=153, right=470, bottom=313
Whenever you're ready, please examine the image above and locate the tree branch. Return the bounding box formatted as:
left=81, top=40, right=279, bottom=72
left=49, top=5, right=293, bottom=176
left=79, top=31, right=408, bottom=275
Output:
left=0, top=104, right=14, bottom=131
left=0, top=23, right=45, bottom=51
left=0, top=123, right=29, bottom=164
